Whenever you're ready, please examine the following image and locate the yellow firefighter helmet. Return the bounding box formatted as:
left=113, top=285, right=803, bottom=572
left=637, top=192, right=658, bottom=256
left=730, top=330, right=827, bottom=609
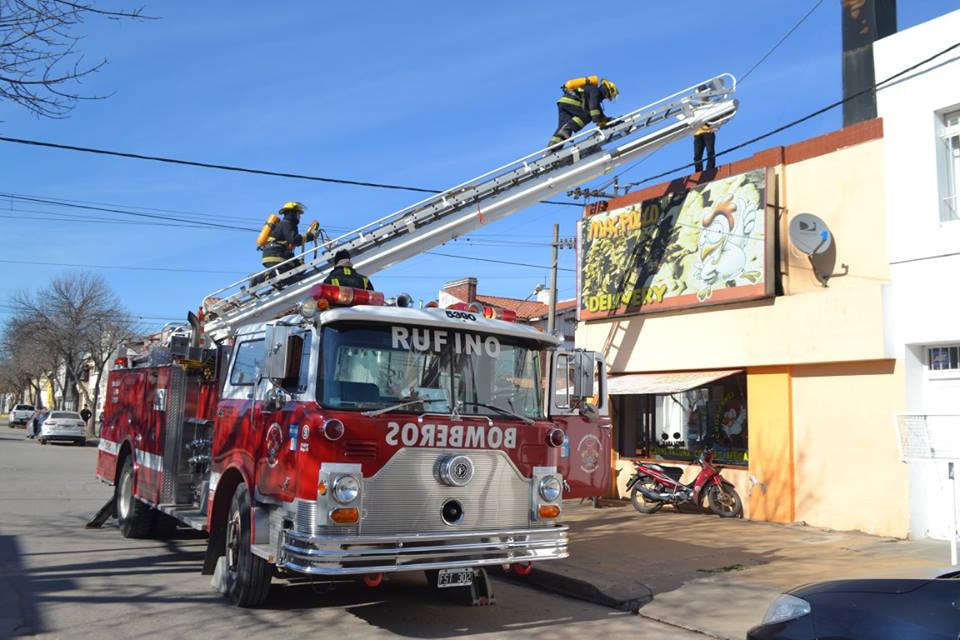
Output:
left=601, top=79, right=619, bottom=101
left=279, top=201, right=306, bottom=216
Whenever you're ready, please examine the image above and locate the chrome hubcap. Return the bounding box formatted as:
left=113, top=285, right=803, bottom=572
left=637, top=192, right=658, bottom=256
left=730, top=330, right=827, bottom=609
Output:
left=119, top=469, right=133, bottom=519
left=226, top=510, right=240, bottom=572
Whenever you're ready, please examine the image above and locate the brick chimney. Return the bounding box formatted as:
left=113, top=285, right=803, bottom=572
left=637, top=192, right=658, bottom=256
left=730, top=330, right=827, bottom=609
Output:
left=439, top=277, right=477, bottom=308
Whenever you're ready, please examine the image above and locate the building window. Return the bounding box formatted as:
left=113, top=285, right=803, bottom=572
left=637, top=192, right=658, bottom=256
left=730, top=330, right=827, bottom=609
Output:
left=614, top=372, right=748, bottom=466
left=938, top=109, right=960, bottom=222
left=928, top=345, right=960, bottom=372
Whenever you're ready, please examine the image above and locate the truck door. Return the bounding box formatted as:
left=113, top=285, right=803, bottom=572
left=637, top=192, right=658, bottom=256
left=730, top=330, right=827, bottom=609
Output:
left=549, top=350, right=612, bottom=499
left=256, top=326, right=312, bottom=503
left=213, top=337, right=264, bottom=483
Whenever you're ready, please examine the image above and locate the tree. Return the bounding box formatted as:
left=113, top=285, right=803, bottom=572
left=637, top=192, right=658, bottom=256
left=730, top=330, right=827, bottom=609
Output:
left=9, top=271, right=135, bottom=435
left=0, top=1, right=152, bottom=118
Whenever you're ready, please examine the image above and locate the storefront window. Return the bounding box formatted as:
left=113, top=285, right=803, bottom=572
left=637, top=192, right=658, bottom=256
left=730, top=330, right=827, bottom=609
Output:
left=616, top=372, right=748, bottom=466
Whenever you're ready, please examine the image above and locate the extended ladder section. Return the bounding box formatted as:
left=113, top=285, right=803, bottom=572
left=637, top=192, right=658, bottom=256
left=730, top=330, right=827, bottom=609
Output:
left=202, top=74, right=738, bottom=340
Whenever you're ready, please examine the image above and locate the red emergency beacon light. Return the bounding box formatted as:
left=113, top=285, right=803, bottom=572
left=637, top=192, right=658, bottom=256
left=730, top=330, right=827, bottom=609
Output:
left=445, top=301, right=517, bottom=323
left=308, top=283, right=385, bottom=307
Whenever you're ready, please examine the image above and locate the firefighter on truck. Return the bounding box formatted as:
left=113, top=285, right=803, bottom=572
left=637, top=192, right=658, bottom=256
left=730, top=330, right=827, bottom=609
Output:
left=92, top=283, right=610, bottom=607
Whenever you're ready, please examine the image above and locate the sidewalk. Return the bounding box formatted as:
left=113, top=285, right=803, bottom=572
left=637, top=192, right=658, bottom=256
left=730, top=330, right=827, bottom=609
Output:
left=521, top=500, right=952, bottom=639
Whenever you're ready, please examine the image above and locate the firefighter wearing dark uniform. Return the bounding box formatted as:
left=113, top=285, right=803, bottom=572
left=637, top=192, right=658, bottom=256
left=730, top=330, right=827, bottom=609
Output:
left=260, top=201, right=319, bottom=287
left=548, top=77, right=619, bottom=149
left=324, top=249, right=374, bottom=290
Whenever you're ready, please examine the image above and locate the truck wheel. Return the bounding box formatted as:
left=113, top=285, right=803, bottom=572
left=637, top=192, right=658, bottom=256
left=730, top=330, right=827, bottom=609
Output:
left=224, top=483, right=272, bottom=607
left=116, top=456, right=155, bottom=538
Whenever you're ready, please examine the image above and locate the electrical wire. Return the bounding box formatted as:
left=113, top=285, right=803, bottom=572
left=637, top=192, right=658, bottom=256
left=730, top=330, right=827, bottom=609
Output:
left=424, top=251, right=575, bottom=272
left=0, top=137, right=580, bottom=207
left=0, top=253, right=571, bottom=275
left=593, top=0, right=825, bottom=196
left=739, top=0, right=825, bottom=84
left=1, top=193, right=258, bottom=232
left=621, top=40, right=960, bottom=190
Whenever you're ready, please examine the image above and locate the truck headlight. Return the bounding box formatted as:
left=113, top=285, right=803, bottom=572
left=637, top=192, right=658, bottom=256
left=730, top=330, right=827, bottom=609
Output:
left=332, top=475, right=360, bottom=504
left=538, top=476, right=562, bottom=502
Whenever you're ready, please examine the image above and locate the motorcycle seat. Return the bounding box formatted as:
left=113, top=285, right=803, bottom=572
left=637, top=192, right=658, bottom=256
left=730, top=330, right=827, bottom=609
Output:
left=647, top=464, right=684, bottom=482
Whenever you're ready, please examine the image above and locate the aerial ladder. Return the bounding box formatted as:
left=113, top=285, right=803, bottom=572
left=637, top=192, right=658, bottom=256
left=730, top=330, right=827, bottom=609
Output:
left=200, top=74, right=738, bottom=341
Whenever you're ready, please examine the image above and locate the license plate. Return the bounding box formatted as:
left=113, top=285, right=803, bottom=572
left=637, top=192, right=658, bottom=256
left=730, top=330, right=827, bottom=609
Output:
left=437, top=568, right=473, bottom=589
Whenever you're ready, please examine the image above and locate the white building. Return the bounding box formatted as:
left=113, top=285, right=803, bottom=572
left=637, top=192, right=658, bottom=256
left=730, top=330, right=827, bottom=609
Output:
left=876, top=8, right=960, bottom=540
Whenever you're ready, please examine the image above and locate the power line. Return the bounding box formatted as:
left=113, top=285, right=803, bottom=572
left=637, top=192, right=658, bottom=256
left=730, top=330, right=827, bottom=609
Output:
left=1, top=193, right=257, bottom=232
left=739, top=0, right=825, bottom=84
left=0, top=259, right=242, bottom=275
left=0, top=253, right=572, bottom=275
left=622, top=40, right=960, bottom=190
left=425, top=251, right=575, bottom=272
left=0, top=137, right=580, bottom=207
left=594, top=0, right=826, bottom=196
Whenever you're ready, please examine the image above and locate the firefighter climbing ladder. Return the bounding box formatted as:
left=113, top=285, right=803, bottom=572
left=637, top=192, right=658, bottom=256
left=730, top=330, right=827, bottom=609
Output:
left=201, top=74, right=739, bottom=340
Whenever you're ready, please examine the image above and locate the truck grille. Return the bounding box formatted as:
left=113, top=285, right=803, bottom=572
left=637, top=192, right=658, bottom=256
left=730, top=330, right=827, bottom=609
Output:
left=360, top=449, right=532, bottom=535
left=343, top=440, right=378, bottom=459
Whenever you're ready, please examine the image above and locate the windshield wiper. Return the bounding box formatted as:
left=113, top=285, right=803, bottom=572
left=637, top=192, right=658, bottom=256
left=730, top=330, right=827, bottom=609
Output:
left=361, top=397, right=448, bottom=417
left=457, top=401, right=534, bottom=425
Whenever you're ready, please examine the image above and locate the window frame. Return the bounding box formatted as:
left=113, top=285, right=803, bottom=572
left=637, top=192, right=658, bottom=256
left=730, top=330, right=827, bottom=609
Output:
left=937, top=108, right=960, bottom=223
left=229, top=338, right=265, bottom=387
left=926, top=343, right=960, bottom=380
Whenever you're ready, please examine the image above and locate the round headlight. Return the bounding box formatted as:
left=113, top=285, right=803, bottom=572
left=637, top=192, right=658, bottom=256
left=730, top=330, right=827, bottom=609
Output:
left=298, top=297, right=318, bottom=319
left=322, top=419, right=344, bottom=441
left=332, top=475, right=360, bottom=504
left=539, top=476, right=562, bottom=502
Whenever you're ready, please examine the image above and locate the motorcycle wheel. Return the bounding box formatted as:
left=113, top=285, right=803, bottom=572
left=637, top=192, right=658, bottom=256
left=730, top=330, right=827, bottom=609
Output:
left=629, top=477, right=663, bottom=514
left=707, top=484, right=743, bottom=518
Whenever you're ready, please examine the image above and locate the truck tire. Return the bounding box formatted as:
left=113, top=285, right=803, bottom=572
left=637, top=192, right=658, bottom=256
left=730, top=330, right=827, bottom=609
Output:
left=224, top=483, right=272, bottom=607
left=116, top=456, right=156, bottom=538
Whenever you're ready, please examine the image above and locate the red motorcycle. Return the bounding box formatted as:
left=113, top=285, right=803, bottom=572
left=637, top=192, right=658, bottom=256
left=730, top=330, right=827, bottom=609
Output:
left=626, top=449, right=742, bottom=517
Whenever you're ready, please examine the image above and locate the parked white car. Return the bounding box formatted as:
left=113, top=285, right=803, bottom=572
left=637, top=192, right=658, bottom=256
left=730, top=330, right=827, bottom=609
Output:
left=39, top=411, right=86, bottom=446
left=8, top=404, right=35, bottom=427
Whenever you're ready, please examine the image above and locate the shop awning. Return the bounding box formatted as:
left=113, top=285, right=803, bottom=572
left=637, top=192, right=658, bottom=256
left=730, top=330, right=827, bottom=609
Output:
left=607, top=369, right=742, bottom=395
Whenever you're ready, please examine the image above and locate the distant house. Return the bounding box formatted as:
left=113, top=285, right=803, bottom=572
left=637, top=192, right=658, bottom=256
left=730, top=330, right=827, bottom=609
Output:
left=439, top=277, right=576, bottom=349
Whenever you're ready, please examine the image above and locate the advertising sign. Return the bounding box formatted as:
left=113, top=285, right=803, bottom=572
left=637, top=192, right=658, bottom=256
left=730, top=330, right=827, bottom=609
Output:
left=578, top=169, right=773, bottom=320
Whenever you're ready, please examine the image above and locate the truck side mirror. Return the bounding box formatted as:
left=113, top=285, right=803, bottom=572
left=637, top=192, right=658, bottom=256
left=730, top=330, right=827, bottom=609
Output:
left=263, top=325, right=293, bottom=381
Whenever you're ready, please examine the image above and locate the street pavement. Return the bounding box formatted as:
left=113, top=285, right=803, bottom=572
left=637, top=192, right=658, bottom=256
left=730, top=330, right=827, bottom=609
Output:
left=538, top=496, right=953, bottom=639
left=0, top=425, right=702, bottom=639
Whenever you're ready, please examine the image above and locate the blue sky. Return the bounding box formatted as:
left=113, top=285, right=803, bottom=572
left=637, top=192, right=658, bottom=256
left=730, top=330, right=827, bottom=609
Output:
left=1, top=1, right=957, bottom=331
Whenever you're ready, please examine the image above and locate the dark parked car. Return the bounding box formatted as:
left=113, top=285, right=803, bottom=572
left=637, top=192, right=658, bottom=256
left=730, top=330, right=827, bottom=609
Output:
left=748, top=570, right=960, bottom=639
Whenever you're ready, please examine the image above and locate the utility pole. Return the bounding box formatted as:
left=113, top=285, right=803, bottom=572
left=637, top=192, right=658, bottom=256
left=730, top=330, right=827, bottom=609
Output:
left=547, top=224, right=559, bottom=335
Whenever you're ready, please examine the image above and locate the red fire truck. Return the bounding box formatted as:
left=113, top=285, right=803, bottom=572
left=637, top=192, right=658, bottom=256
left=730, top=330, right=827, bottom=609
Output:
left=96, top=284, right=610, bottom=606
left=92, top=75, right=738, bottom=606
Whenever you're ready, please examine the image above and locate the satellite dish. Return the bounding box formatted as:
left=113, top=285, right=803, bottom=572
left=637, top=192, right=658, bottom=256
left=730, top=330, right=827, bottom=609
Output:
left=789, top=213, right=832, bottom=256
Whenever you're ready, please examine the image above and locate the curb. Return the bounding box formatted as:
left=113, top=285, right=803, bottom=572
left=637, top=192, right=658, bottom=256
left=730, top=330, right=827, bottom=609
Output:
left=498, top=566, right=653, bottom=612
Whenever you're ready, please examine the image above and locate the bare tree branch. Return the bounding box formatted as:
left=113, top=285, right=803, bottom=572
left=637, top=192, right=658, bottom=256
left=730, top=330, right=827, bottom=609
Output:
left=0, top=1, right=155, bottom=117
left=4, top=271, right=137, bottom=433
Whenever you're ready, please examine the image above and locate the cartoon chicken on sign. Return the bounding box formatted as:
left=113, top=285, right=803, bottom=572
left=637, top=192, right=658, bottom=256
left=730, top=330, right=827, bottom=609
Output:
left=694, top=193, right=761, bottom=301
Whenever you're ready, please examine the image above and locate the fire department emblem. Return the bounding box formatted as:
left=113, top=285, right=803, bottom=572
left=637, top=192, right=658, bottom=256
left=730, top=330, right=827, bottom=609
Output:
left=438, top=454, right=474, bottom=487
left=265, top=423, right=284, bottom=468
left=577, top=434, right=602, bottom=474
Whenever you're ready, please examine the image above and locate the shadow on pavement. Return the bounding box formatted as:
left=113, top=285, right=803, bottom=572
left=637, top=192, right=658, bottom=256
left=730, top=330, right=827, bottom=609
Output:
left=0, top=534, right=45, bottom=637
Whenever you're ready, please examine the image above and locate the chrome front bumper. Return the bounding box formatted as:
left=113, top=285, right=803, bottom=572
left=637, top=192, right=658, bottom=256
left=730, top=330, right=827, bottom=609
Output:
left=278, top=525, right=569, bottom=576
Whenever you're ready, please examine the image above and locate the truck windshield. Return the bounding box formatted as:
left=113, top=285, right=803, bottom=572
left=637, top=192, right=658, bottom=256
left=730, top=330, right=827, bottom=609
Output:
left=320, top=323, right=545, bottom=420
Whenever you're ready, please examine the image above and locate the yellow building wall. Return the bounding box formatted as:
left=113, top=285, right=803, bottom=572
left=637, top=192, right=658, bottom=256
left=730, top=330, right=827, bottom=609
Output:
left=791, top=360, right=908, bottom=538
left=580, top=135, right=913, bottom=536
left=746, top=367, right=794, bottom=523
left=576, top=139, right=892, bottom=373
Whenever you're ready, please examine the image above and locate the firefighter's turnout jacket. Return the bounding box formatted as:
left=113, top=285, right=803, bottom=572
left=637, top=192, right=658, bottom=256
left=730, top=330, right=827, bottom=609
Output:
left=261, top=215, right=316, bottom=268
left=324, top=261, right=374, bottom=290
left=549, top=81, right=613, bottom=147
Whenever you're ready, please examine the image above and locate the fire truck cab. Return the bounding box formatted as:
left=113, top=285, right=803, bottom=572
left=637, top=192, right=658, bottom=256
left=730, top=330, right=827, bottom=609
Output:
left=96, top=284, right=609, bottom=606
